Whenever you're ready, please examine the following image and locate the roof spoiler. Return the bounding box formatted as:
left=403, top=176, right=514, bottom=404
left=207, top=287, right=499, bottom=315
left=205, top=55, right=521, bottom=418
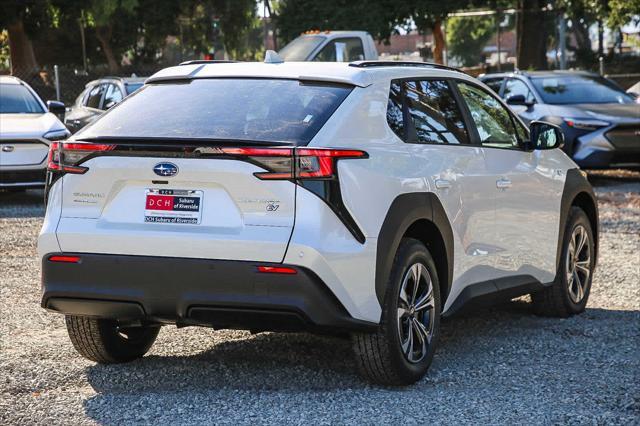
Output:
left=179, top=60, right=238, bottom=66
left=349, top=61, right=464, bottom=74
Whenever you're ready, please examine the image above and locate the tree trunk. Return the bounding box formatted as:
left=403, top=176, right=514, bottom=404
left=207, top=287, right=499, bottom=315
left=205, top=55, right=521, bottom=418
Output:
left=516, top=0, right=548, bottom=70
left=7, top=19, right=39, bottom=80
left=96, top=25, right=119, bottom=73
left=265, top=0, right=277, bottom=51
left=431, top=19, right=445, bottom=65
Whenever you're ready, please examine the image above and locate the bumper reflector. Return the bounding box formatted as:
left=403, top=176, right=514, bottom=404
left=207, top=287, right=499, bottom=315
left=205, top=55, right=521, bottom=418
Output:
left=257, top=266, right=297, bottom=275
left=48, top=255, right=81, bottom=263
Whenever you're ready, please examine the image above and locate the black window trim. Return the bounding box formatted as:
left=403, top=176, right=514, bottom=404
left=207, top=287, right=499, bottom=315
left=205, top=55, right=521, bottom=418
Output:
left=387, top=77, right=475, bottom=147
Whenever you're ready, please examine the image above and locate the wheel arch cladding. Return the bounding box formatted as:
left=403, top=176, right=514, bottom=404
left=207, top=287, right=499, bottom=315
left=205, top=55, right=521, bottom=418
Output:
left=557, top=169, right=599, bottom=273
left=375, top=193, right=454, bottom=309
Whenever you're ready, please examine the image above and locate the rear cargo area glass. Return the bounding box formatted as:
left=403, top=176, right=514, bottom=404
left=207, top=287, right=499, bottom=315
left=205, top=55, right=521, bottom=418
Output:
left=78, top=79, right=352, bottom=145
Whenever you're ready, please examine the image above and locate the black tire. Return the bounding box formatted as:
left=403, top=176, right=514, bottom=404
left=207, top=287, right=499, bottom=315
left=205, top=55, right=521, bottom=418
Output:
left=65, top=315, right=160, bottom=363
left=352, top=238, right=441, bottom=386
left=532, top=207, right=595, bottom=317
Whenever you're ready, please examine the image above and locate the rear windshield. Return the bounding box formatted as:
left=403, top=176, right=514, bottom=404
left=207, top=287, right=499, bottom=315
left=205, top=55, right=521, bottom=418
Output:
left=77, top=78, right=352, bottom=145
left=0, top=83, right=44, bottom=113
left=531, top=75, right=635, bottom=105
left=279, top=36, right=325, bottom=61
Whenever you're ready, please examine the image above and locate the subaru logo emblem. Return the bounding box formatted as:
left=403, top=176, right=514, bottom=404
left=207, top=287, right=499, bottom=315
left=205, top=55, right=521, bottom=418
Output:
left=153, top=162, right=178, bottom=177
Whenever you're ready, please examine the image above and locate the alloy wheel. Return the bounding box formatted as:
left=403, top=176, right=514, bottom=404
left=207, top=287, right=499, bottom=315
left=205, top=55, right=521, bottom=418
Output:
left=397, top=263, right=436, bottom=363
left=566, top=224, right=591, bottom=304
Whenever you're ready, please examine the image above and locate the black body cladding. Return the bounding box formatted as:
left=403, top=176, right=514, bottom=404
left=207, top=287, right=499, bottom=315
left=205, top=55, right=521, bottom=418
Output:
left=375, top=193, right=454, bottom=307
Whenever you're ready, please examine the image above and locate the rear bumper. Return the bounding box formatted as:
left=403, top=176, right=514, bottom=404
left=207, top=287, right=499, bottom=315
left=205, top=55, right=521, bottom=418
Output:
left=41, top=253, right=376, bottom=333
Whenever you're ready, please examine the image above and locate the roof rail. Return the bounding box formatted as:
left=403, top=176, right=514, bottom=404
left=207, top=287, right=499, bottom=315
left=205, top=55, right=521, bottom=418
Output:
left=349, top=61, right=463, bottom=73
left=179, top=60, right=238, bottom=66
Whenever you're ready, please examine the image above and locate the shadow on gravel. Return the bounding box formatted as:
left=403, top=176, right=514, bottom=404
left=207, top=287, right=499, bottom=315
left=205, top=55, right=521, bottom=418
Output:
left=0, top=189, right=45, bottom=218
left=84, top=331, right=365, bottom=393
left=81, top=300, right=640, bottom=390
left=80, top=301, right=639, bottom=423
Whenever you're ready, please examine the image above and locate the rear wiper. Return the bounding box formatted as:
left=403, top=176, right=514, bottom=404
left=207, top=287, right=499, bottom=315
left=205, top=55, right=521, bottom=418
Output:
left=73, top=136, right=294, bottom=147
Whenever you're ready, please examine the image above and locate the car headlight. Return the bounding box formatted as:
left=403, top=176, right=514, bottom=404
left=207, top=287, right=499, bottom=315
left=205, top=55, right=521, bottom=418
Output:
left=43, top=129, right=71, bottom=141
left=562, top=118, right=610, bottom=131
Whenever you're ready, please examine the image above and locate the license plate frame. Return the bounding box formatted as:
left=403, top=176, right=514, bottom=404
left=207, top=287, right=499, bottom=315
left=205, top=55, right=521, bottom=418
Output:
left=144, top=189, right=203, bottom=224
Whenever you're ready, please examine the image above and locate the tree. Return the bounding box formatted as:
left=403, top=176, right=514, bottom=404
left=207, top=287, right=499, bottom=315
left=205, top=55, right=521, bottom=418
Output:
left=0, top=1, right=49, bottom=78
left=87, top=0, right=138, bottom=72
left=607, top=0, right=640, bottom=28
left=406, top=0, right=474, bottom=64
left=516, top=0, right=549, bottom=69
left=447, top=15, right=496, bottom=66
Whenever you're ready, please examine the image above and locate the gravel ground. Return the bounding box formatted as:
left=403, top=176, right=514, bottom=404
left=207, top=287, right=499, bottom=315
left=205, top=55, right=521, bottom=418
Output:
left=1, top=171, right=639, bottom=425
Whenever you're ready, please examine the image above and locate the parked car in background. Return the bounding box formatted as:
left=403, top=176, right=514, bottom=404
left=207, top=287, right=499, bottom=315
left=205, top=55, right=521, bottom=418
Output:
left=0, top=75, right=69, bottom=190
left=64, top=76, right=146, bottom=133
left=627, top=81, right=640, bottom=103
left=278, top=31, right=378, bottom=62
left=39, top=59, right=598, bottom=386
left=480, top=71, right=640, bottom=169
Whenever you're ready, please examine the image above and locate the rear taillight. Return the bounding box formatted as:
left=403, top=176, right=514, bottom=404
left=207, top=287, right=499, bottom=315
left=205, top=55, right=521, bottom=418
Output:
left=47, top=142, right=116, bottom=174
left=219, top=147, right=367, bottom=180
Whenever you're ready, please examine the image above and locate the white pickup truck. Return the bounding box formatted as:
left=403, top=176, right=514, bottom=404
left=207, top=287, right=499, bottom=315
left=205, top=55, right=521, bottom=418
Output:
left=278, top=31, right=378, bottom=62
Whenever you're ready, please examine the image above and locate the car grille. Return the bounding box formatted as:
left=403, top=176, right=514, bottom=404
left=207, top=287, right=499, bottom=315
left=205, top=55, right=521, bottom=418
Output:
left=605, top=125, right=640, bottom=151
left=0, top=169, right=46, bottom=184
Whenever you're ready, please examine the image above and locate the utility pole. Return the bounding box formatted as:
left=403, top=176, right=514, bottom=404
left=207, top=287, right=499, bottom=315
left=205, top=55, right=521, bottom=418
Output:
left=79, top=10, right=87, bottom=73
left=496, top=9, right=502, bottom=72
left=558, top=12, right=567, bottom=70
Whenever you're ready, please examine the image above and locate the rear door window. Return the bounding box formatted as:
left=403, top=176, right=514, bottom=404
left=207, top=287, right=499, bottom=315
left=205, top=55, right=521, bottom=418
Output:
left=77, top=79, right=353, bottom=145
left=102, top=84, right=124, bottom=110
left=404, top=80, right=470, bottom=144
left=386, top=81, right=405, bottom=140
left=85, top=84, right=105, bottom=109
left=313, top=38, right=365, bottom=62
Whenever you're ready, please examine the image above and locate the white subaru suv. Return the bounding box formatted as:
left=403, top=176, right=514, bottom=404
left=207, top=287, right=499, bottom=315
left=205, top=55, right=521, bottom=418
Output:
left=1, top=76, right=69, bottom=190
left=38, top=59, right=598, bottom=385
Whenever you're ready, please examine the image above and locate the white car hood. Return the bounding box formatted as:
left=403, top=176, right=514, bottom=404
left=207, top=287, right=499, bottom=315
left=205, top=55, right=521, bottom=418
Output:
left=0, top=113, right=66, bottom=139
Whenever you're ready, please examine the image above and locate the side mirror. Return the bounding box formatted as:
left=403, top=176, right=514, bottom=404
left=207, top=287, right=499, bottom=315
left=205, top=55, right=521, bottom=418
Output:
left=506, top=94, right=534, bottom=107
left=529, top=121, right=564, bottom=150
left=47, top=100, right=66, bottom=121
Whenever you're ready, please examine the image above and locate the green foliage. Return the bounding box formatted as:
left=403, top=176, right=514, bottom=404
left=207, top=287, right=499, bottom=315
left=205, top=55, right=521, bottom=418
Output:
left=607, top=0, right=640, bottom=28
left=0, top=30, right=10, bottom=71
left=446, top=16, right=496, bottom=67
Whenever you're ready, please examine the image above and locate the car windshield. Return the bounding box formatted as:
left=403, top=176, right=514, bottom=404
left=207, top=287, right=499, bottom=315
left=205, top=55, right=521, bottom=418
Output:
left=0, top=83, right=45, bottom=113
left=77, top=78, right=352, bottom=145
left=531, top=75, right=635, bottom=105
left=125, top=82, right=143, bottom=94
left=278, top=35, right=325, bottom=61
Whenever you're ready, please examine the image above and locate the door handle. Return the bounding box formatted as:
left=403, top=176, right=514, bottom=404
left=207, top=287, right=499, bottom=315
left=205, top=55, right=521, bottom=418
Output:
left=434, top=179, right=452, bottom=190
left=496, top=178, right=512, bottom=189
